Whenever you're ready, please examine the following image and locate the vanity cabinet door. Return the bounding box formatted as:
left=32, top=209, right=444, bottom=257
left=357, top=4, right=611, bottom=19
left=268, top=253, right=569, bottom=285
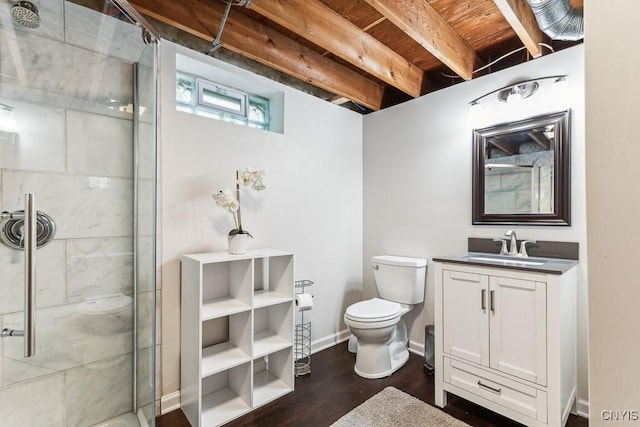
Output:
left=443, top=270, right=489, bottom=366
left=489, top=276, right=547, bottom=386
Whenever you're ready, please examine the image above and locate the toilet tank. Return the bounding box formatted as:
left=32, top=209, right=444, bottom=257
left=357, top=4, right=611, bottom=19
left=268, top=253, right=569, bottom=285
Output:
left=371, top=255, right=427, bottom=304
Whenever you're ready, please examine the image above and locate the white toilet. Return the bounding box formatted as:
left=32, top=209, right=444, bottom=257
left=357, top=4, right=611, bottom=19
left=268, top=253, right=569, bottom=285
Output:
left=344, top=255, right=427, bottom=379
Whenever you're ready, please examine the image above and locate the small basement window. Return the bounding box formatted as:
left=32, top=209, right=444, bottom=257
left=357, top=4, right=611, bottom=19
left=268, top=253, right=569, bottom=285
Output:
left=176, top=72, right=270, bottom=131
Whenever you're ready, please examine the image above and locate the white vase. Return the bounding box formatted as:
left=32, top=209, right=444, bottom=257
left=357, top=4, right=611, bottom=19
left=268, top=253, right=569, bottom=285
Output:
left=228, top=233, right=249, bottom=254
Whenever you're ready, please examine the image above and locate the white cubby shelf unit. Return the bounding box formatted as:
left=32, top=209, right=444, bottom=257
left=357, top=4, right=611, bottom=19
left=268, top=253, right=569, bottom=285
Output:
left=181, top=248, right=295, bottom=427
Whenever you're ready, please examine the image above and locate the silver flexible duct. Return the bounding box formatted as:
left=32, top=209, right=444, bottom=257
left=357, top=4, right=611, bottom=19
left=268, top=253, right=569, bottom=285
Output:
left=527, top=0, right=584, bottom=41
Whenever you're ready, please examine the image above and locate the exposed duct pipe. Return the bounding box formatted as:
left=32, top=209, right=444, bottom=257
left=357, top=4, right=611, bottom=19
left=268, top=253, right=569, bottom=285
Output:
left=527, top=0, right=583, bottom=41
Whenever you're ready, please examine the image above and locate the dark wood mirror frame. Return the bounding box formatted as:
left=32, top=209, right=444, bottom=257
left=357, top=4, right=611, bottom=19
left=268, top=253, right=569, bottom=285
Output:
left=472, top=110, right=571, bottom=226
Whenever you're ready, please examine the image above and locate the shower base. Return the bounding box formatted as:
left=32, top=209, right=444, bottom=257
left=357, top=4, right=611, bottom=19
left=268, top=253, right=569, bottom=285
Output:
left=91, top=412, right=144, bottom=427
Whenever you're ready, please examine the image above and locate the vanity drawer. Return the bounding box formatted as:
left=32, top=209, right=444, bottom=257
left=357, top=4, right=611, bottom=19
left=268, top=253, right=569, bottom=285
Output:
left=444, top=357, right=547, bottom=423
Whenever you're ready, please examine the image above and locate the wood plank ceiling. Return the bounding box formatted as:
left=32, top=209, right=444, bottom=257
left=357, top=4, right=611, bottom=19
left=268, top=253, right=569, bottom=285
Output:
left=127, top=0, right=583, bottom=112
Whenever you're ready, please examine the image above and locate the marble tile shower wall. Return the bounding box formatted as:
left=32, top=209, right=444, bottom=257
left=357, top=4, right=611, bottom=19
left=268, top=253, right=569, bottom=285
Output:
left=0, top=2, right=148, bottom=426
left=485, top=150, right=554, bottom=214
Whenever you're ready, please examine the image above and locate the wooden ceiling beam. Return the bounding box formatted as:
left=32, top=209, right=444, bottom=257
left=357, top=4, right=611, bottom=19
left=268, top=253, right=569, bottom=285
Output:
left=492, top=0, right=550, bottom=58
left=527, top=131, right=551, bottom=150
left=489, top=140, right=517, bottom=156
left=362, top=17, right=388, bottom=32
left=130, top=0, right=384, bottom=110
left=249, top=0, right=424, bottom=98
left=363, top=0, right=477, bottom=80
left=330, top=96, right=351, bottom=105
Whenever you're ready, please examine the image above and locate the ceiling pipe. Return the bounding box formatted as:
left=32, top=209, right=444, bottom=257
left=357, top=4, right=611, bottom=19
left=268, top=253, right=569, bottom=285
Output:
left=527, top=0, right=583, bottom=41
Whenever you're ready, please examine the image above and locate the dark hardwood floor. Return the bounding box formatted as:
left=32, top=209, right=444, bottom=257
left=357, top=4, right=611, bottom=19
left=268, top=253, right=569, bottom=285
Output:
left=157, top=342, right=588, bottom=427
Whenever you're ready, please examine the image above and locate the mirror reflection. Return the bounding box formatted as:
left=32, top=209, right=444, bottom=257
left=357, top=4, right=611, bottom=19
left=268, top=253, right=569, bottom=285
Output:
left=484, top=122, right=555, bottom=214
left=473, top=111, right=570, bottom=225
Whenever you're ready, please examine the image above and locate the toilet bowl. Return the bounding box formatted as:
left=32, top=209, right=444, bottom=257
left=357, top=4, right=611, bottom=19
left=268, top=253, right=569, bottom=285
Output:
left=344, top=255, right=426, bottom=379
left=344, top=298, right=411, bottom=378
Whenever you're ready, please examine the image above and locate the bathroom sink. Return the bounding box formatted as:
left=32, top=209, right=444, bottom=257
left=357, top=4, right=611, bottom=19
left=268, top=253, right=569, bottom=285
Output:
left=464, top=254, right=547, bottom=266
left=433, top=252, right=578, bottom=274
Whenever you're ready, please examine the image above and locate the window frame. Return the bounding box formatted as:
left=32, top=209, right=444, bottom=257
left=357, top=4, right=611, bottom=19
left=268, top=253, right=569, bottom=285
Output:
left=176, top=72, right=271, bottom=131
left=197, top=79, right=247, bottom=117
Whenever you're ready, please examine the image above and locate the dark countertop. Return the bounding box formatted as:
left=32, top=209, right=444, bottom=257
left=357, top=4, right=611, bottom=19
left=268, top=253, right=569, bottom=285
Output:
left=433, top=252, right=579, bottom=275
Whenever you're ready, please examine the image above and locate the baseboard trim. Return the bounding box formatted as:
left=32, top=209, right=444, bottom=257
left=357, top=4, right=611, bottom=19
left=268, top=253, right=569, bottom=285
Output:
left=408, top=339, right=425, bottom=357
left=311, top=329, right=351, bottom=354
left=160, top=391, right=181, bottom=415
left=576, top=398, right=589, bottom=418
left=311, top=331, right=426, bottom=358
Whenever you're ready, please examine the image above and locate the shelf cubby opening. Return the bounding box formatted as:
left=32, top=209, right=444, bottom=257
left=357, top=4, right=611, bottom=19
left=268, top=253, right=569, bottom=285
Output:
left=201, top=363, right=252, bottom=426
left=202, top=259, right=253, bottom=319
left=253, top=347, right=294, bottom=408
left=253, top=302, right=293, bottom=358
left=201, top=311, right=252, bottom=378
left=253, top=255, right=294, bottom=308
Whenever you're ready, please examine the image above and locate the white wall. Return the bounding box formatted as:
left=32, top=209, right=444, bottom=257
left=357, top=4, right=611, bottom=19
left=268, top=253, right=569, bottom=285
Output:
left=363, top=46, right=588, bottom=411
left=159, top=41, right=363, bottom=399
left=585, top=2, right=640, bottom=424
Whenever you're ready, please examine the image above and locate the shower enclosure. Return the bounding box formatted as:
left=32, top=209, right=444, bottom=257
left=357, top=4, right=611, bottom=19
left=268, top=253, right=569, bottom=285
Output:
left=0, top=1, right=157, bottom=425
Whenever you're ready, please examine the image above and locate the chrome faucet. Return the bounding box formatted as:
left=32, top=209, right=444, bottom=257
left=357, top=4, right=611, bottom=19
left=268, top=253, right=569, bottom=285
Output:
left=493, top=237, right=508, bottom=255
left=504, top=230, right=518, bottom=256
left=519, top=239, right=537, bottom=257
left=494, top=230, right=537, bottom=257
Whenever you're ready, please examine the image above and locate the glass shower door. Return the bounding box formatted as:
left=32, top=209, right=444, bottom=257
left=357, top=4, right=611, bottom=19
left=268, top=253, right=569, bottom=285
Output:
left=134, top=43, right=157, bottom=426
left=0, top=1, right=157, bottom=425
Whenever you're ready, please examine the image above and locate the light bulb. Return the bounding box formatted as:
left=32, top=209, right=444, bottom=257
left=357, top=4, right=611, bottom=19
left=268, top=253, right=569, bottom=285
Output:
left=552, top=76, right=569, bottom=97
left=506, top=87, right=522, bottom=105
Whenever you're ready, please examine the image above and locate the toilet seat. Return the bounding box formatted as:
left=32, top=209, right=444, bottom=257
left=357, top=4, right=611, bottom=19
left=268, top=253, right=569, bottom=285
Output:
left=345, top=298, right=401, bottom=323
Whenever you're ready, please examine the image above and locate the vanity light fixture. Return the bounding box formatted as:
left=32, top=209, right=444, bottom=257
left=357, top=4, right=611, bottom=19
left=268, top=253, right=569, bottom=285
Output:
left=469, top=75, right=568, bottom=107
left=499, top=81, right=539, bottom=104
left=0, top=103, right=18, bottom=134
left=552, top=75, right=569, bottom=94
left=543, top=124, right=555, bottom=140
left=469, top=100, right=482, bottom=112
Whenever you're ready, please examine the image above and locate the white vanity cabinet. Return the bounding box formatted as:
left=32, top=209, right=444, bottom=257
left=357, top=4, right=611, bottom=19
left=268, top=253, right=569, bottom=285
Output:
left=181, top=249, right=294, bottom=427
left=434, top=260, right=577, bottom=427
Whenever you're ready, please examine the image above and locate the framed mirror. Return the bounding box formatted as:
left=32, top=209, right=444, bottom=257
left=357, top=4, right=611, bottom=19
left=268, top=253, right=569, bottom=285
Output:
left=472, top=110, right=570, bottom=225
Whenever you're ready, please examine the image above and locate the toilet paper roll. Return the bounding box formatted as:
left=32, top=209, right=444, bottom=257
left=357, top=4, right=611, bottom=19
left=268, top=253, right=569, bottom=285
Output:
left=295, top=293, right=314, bottom=312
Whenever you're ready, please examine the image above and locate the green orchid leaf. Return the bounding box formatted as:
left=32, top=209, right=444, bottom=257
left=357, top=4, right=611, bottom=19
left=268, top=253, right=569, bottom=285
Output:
left=228, top=228, right=253, bottom=238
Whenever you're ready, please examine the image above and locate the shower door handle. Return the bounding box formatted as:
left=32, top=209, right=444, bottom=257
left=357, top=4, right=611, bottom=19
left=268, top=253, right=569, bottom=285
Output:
left=1, top=193, right=56, bottom=356
left=24, top=193, right=36, bottom=357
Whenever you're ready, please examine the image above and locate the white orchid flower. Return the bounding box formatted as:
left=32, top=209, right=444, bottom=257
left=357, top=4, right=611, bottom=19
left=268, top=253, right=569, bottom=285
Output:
left=213, top=190, right=239, bottom=212
left=214, top=168, right=266, bottom=233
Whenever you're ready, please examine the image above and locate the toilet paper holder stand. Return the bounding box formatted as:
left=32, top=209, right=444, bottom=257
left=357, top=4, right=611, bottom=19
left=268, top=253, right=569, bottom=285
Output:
left=294, top=279, right=313, bottom=376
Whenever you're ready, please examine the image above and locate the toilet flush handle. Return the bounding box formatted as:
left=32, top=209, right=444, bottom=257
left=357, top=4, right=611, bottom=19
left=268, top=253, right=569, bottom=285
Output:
left=372, top=264, right=380, bottom=270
